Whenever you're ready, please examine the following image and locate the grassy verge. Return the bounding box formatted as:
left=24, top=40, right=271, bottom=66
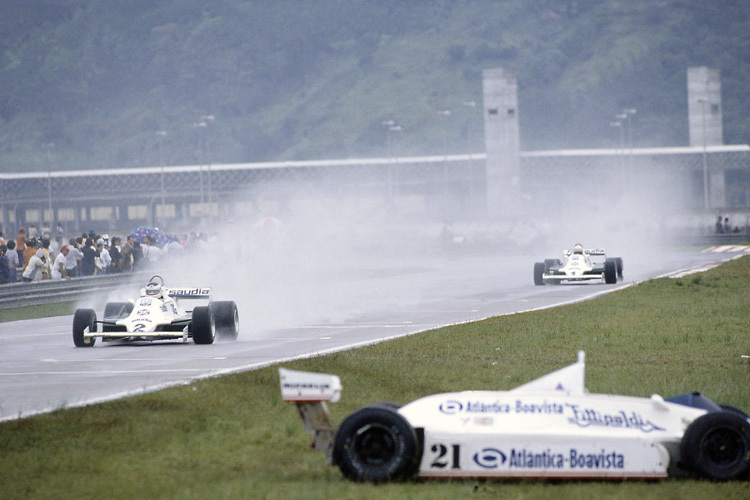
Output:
left=0, top=301, right=77, bottom=322
left=1, top=257, right=749, bottom=499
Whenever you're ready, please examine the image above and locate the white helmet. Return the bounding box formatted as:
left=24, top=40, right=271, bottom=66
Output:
left=573, top=243, right=583, bottom=254
left=145, top=281, right=161, bottom=296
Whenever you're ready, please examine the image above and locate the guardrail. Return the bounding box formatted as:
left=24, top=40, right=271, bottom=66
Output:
left=0, top=272, right=150, bottom=309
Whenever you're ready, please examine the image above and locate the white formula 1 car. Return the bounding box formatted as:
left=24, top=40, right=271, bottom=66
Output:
left=280, top=352, right=750, bottom=482
left=534, top=244, right=623, bottom=285
left=72, top=275, right=239, bottom=347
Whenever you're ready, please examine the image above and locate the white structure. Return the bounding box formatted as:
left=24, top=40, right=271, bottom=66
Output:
left=482, top=68, right=521, bottom=217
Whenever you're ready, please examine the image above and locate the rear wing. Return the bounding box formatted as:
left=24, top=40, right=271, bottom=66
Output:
left=563, top=248, right=606, bottom=257
left=279, top=368, right=342, bottom=463
left=167, top=287, right=211, bottom=299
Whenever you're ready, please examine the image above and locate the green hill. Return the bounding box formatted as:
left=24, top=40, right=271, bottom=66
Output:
left=1, top=0, right=748, bottom=173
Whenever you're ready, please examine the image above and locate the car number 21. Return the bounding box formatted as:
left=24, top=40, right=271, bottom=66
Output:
left=430, top=443, right=461, bottom=469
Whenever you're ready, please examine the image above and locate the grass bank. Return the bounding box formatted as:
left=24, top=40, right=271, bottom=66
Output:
left=1, top=257, right=749, bottom=499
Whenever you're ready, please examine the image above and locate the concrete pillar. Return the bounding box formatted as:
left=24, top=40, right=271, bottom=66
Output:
left=688, top=67, right=723, bottom=147
left=482, top=68, right=521, bottom=218
left=688, top=67, right=725, bottom=208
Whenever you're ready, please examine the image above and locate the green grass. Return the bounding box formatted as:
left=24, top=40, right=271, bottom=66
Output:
left=2, top=257, right=749, bottom=499
left=0, top=301, right=77, bottom=323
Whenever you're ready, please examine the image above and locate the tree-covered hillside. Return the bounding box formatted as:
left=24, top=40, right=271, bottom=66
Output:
left=1, top=0, right=748, bottom=173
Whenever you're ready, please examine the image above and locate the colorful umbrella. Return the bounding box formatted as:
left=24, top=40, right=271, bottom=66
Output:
left=130, top=227, right=168, bottom=248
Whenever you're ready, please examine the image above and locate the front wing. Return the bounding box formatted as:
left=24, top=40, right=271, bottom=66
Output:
left=87, top=317, right=192, bottom=341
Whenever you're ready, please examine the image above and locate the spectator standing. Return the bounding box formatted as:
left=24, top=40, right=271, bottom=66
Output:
left=23, top=239, right=38, bottom=271
left=41, top=222, right=52, bottom=241
left=65, top=238, right=82, bottom=278
left=55, top=223, right=65, bottom=246
left=6, top=240, right=19, bottom=283
left=141, top=236, right=161, bottom=264
left=80, top=238, right=98, bottom=276
left=723, top=217, right=731, bottom=233
left=51, top=245, right=71, bottom=280
left=27, top=223, right=39, bottom=240
left=0, top=245, right=10, bottom=284
left=22, top=249, right=47, bottom=282
left=132, top=240, right=143, bottom=270
left=0, top=231, right=5, bottom=245
left=120, top=235, right=135, bottom=272
left=40, top=238, right=54, bottom=275
left=109, top=236, right=122, bottom=272
left=95, top=239, right=111, bottom=274
left=16, top=227, right=26, bottom=267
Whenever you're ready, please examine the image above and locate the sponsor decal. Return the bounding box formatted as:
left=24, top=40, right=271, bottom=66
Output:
left=439, top=399, right=562, bottom=415
left=471, top=447, right=624, bottom=470
left=137, top=308, right=150, bottom=316
left=565, top=404, right=665, bottom=433
left=281, top=381, right=335, bottom=392
left=168, top=287, right=210, bottom=296
left=473, top=448, right=507, bottom=468
left=139, top=299, right=152, bottom=306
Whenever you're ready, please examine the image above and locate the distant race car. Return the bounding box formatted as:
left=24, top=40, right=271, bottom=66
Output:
left=279, top=351, right=750, bottom=482
left=72, top=275, right=239, bottom=347
left=534, top=244, right=623, bottom=285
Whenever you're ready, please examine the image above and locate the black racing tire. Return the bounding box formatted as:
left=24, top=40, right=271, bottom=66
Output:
left=604, top=259, right=617, bottom=284
left=211, top=301, right=239, bottom=341
left=720, top=404, right=749, bottom=419
left=615, top=257, right=624, bottom=279
left=333, top=405, right=421, bottom=483
left=73, top=309, right=97, bottom=347
left=680, top=411, right=750, bottom=480
left=191, top=305, right=216, bottom=345
left=533, top=262, right=545, bottom=286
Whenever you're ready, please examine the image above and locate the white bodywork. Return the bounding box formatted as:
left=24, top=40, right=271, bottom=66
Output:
left=543, top=248, right=608, bottom=283
left=281, top=352, right=710, bottom=479
left=86, top=286, right=210, bottom=342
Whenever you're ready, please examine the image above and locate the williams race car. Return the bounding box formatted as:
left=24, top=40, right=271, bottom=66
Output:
left=280, top=351, right=750, bottom=482
left=72, top=275, right=239, bottom=347
left=534, top=244, right=623, bottom=285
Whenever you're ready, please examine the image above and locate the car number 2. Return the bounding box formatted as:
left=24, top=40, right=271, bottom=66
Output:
left=430, top=443, right=461, bottom=469
left=133, top=323, right=146, bottom=332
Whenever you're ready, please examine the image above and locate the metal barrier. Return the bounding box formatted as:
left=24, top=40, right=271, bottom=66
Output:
left=0, top=272, right=150, bottom=309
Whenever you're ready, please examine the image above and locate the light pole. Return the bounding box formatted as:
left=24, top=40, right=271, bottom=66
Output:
left=155, top=131, right=167, bottom=210
left=698, top=99, right=710, bottom=210
left=462, top=100, right=477, bottom=153
left=382, top=120, right=401, bottom=204
left=42, top=142, right=55, bottom=225
left=437, top=110, right=451, bottom=210
left=200, top=115, right=215, bottom=223
left=193, top=122, right=206, bottom=220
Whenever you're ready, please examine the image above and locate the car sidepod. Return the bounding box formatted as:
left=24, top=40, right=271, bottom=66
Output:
left=396, top=392, right=706, bottom=479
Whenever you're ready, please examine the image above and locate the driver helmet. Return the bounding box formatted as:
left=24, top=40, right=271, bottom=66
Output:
left=145, top=281, right=161, bottom=296
left=573, top=243, right=584, bottom=254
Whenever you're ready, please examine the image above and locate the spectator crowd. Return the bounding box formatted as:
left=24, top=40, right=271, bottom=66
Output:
left=0, top=224, right=211, bottom=285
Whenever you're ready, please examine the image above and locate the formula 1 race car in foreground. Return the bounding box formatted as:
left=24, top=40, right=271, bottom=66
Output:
left=280, top=352, right=750, bottom=482
left=72, top=275, right=238, bottom=347
left=534, top=244, right=623, bottom=285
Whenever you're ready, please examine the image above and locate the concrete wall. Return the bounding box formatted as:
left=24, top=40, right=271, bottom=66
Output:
left=482, top=68, right=521, bottom=218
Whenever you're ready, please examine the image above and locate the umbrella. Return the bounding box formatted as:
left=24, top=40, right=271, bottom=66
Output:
left=130, top=227, right=168, bottom=248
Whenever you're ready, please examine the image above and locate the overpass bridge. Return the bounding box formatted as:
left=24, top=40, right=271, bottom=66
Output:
left=1, top=145, right=748, bottom=236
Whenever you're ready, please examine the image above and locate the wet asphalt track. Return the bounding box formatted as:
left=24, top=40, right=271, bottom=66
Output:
left=0, top=248, right=737, bottom=421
